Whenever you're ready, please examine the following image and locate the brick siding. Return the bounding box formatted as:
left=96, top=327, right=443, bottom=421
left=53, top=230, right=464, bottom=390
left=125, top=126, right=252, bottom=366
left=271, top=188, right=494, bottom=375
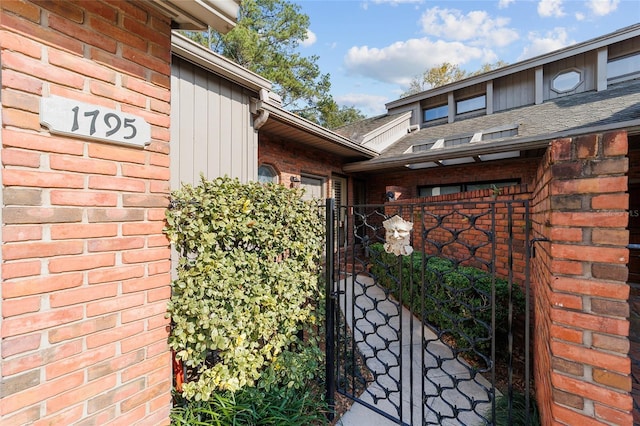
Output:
left=259, top=133, right=352, bottom=200
left=394, top=185, right=531, bottom=284
left=531, top=132, right=632, bottom=425
left=1, top=1, right=172, bottom=424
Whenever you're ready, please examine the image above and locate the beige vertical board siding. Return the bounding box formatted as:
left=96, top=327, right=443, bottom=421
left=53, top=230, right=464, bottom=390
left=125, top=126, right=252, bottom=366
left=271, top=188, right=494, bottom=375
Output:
left=543, top=51, right=597, bottom=100
left=493, top=68, right=536, bottom=112
left=170, top=56, right=258, bottom=189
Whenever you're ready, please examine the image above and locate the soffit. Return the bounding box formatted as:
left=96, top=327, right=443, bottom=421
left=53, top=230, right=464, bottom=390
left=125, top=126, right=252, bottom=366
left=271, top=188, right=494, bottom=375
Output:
left=148, top=0, right=240, bottom=32
left=171, top=34, right=271, bottom=92
left=258, top=108, right=378, bottom=160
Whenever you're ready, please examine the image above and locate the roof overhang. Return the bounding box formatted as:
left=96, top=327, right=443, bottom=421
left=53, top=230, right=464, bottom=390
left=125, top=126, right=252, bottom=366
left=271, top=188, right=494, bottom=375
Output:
left=361, top=111, right=412, bottom=145
left=258, top=102, right=379, bottom=159
left=149, top=0, right=240, bottom=32
left=170, top=34, right=376, bottom=160
left=344, top=119, right=640, bottom=172
left=171, top=33, right=271, bottom=92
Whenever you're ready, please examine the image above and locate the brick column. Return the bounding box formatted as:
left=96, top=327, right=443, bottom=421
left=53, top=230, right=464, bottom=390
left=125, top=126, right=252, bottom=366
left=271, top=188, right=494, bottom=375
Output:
left=1, top=1, right=173, bottom=424
left=532, top=132, right=632, bottom=425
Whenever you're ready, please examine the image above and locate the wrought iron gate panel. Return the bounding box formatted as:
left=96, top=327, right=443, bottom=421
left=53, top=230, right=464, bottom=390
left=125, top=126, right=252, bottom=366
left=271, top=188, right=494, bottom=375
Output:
left=325, top=199, right=532, bottom=425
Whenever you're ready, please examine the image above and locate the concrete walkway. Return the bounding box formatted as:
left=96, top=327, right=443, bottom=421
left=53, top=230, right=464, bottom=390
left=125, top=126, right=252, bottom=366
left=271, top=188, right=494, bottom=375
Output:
left=333, top=274, right=496, bottom=426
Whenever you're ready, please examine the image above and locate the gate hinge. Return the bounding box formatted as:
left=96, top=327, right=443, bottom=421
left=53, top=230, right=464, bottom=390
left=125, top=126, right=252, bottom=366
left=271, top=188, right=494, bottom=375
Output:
left=529, top=237, right=550, bottom=258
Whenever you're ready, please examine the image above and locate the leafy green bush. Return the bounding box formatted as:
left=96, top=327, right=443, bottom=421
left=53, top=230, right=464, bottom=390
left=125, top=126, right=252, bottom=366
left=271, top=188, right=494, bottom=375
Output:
left=165, top=176, right=324, bottom=400
left=171, top=386, right=327, bottom=426
left=368, top=243, right=525, bottom=357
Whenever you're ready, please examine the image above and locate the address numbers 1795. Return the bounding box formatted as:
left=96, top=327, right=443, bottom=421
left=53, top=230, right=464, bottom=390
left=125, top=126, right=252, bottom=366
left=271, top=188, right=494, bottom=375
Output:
left=40, top=96, right=151, bottom=148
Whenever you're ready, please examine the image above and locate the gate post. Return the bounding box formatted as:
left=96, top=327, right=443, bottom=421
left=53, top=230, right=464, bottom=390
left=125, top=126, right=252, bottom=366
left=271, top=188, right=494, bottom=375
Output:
left=325, top=198, right=336, bottom=420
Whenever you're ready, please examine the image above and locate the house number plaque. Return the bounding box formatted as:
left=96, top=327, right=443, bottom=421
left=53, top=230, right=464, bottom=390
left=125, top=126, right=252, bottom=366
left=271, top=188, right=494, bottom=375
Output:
left=40, top=96, right=151, bottom=148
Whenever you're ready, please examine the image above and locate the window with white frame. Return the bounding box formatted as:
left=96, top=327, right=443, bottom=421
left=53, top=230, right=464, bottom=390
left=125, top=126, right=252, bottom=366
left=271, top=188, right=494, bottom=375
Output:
left=551, top=69, right=582, bottom=93
left=258, top=164, right=278, bottom=184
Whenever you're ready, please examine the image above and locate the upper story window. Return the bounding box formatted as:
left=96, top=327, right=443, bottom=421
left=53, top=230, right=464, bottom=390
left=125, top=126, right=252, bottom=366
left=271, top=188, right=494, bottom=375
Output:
left=551, top=69, right=582, bottom=93
left=456, top=95, right=486, bottom=115
left=443, top=135, right=472, bottom=148
left=412, top=142, right=435, bottom=153
left=423, top=104, right=448, bottom=122
left=608, top=52, right=640, bottom=81
left=482, top=127, right=518, bottom=141
left=258, top=164, right=278, bottom=184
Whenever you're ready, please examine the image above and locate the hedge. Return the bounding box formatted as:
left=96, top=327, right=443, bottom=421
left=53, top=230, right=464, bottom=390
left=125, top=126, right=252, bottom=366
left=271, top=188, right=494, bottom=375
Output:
left=165, top=176, right=325, bottom=401
left=368, top=243, right=525, bottom=358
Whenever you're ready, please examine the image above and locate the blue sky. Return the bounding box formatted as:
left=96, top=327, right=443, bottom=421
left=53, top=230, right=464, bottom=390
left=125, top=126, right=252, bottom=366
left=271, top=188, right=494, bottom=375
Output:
left=292, top=0, right=640, bottom=117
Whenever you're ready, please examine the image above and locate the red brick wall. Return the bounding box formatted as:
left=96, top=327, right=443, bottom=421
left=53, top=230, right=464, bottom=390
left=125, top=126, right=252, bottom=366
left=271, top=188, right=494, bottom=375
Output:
left=531, top=133, right=632, bottom=425
left=1, top=1, right=173, bottom=424
left=530, top=137, right=556, bottom=425
left=391, top=185, right=531, bottom=283
left=259, top=133, right=351, bottom=200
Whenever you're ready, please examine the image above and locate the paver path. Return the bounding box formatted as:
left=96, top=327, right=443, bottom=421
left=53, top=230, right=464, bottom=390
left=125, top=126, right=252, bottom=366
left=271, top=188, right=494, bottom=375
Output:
left=335, top=274, right=497, bottom=426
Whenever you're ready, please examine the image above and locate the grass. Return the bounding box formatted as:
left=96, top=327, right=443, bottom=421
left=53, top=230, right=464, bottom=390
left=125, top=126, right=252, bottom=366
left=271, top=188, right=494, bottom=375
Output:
left=171, top=385, right=328, bottom=426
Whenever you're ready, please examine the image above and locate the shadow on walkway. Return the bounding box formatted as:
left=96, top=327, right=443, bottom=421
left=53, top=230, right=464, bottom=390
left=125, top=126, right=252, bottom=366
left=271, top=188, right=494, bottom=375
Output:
left=335, top=274, right=497, bottom=426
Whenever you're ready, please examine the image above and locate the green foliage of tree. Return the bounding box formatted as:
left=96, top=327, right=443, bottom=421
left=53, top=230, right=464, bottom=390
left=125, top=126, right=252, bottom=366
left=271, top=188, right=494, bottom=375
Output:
left=401, top=61, right=508, bottom=98
left=183, top=0, right=328, bottom=111
left=165, top=176, right=325, bottom=401
left=297, top=96, right=366, bottom=129
left=469, top=60, right=509, bottom=77
left=181, top=0, right=367, bottom=124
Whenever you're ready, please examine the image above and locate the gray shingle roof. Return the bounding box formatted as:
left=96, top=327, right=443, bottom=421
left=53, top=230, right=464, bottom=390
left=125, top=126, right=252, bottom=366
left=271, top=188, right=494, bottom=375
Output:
left=379, top=79, right=640, bottom=159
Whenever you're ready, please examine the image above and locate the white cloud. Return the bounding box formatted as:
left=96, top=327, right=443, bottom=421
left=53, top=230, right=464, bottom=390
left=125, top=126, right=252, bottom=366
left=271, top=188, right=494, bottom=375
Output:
left=586, top=0, right=620, bottom=16
left=300, top=30, right=317, bottom=48
left=518, top=27, right=574, bottom=60
left=335, top=93, right=389, bottom=117
left=419, top=7, right=519, bottom=48
left=344, top=38, right=488, bottom=87
left=498, top=0, right=515, bottom=9
left=537, top=0, right=565, bottom=17
left=575, top=11, right=585, bottom=21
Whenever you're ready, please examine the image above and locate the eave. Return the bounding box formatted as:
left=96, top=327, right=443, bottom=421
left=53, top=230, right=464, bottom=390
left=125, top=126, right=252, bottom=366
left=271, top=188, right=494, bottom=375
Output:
left=343, top=119, right=640, bottom=172
left=258, top=102, right=379, bottom=159
left=149, top=0, right=240, bottom=32
left=171, top=33, right=272, bottom=92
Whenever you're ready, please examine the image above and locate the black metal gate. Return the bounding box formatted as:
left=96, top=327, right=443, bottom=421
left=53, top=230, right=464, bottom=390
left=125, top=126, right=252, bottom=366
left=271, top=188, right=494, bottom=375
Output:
left=325, top=199, right=533, bottom=425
